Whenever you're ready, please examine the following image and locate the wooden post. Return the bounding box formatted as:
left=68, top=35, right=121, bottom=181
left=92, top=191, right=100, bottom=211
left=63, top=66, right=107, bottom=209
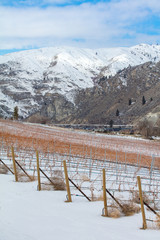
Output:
left=102, top=169, right=108, bottom=216
left=69, top=144, right=71, bottom=170
left=116, top=151, right=118, bottom=183
left=36, top=150, right=41, bottom=191
left=137, top=176, right=147, bottom=229
left=63, top=160, right=72, bottom=202
left=125, top=152, right=127, bottom=172
left=11, top=146, right=18, bottom=182
left=104, top=148, right=106, bottom=167
left=89, top=148, right=92, bottom=178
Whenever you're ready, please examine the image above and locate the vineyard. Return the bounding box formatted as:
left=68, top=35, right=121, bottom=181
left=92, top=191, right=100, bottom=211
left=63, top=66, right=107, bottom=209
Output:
left=1, top=119, right=160, bottom=167
left=1, top=119, right=160, bottom=211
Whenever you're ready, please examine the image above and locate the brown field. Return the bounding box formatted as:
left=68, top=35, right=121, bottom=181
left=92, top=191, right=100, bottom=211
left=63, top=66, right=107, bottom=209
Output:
left=0, top=119, right=160, bottom=168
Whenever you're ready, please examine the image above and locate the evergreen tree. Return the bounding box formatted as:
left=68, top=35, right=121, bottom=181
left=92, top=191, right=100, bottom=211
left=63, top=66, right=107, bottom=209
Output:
left=142, top=96, right=146, bottom=105
left=116, top=109, right=119, bottom=116
left=13, top=106, right=18, bottom=120
left=109, top=119, right=114, bottom=128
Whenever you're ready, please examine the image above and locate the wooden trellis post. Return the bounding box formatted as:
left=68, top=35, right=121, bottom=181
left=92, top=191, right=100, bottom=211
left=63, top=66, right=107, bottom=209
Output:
left=63, top=160, right=72, bottom=202
left=36, top=150, right=41, bottom=191
left=11, top=146, right=18, bottom=182
left=102, top=168, right=108, bottom=217
left=137, top=176, right=147, bottom=229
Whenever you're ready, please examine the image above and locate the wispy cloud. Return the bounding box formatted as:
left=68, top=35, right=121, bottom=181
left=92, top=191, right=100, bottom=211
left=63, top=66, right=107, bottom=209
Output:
left=0, top=0, right=160, bottom=50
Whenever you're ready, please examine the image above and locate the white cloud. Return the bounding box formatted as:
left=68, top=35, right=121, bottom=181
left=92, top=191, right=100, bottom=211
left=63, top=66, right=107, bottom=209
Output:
left=0, top=0, right=160, bottom=49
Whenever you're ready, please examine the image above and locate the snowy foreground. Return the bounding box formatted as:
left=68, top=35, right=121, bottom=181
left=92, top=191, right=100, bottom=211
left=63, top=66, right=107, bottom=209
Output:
left=0, top=174, right=159, bottom=240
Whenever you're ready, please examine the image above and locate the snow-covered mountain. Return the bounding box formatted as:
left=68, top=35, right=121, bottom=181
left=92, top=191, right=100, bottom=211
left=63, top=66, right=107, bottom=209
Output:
left=0, top=43, right=160, bottom=118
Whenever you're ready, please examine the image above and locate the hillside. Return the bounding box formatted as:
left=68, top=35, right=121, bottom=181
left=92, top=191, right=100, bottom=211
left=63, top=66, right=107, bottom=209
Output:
left=73, top=61, right=160, bottom=125
left=0, top=44, right=160, bottom=122
left=28, top=61, right=160, bottom=125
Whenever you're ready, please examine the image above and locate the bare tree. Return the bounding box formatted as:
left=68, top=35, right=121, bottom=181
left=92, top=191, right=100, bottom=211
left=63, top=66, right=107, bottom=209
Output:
left=138, top=119, right=153, bottom=138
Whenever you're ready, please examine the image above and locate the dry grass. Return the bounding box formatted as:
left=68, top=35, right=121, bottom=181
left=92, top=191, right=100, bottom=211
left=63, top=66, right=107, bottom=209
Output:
left=81, top=174, right=90, bottom=182
left=17, top=172, right=35, bottom=182
left=156, top=216, right=160, bottom=229
left=102, top=199, right=140, bottom=218
left=146, top=217, right=160, bottom=230
left=0, top=164, right=8, bottom=174
left=50, top=170, right=66, bottom=191
left=39, top=170, right=66, bottom=191
left=107, top=201, right=140, bottom=217
left=90, top=185, right=95, bottom=201
left=78, top=174, right=91, bottom=191
left=40, top=170, right=66, bottom=191
left=41, top=183, right=55, bottom=191
left=50, top=176, right=66, bottom=191
left=130, top=190, right=160, bottom=211
left=130, top=190, right=151, bottom=205
left=96, top=193, right=104, bottom=201
left=108, top=208, right=121, bottom=218
left=41, top=180, right=66, bottom=191
left=121, top=203, right=140, bottom=216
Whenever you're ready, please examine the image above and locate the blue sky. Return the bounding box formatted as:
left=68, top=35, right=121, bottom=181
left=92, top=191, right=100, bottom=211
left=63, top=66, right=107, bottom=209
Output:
left=0, top=0, right=104, bottom=7
left=0, top=0, right=160, bottom=55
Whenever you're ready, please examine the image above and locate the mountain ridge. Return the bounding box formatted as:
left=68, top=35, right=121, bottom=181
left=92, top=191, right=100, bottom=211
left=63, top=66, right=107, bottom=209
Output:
left=0, top=44, right=160, bottom=122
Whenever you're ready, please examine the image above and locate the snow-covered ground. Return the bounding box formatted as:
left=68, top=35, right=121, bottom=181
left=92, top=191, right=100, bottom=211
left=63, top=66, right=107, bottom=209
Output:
left=0, top=174, right=160, bottom=240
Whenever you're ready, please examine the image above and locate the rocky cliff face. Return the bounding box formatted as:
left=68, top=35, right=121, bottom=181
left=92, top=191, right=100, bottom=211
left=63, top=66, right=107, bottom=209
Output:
left=73, top=61, right=160, bottom=125
left=26, top=61, right=160, bottom=125
left=0, top=44, right=160, bottom=124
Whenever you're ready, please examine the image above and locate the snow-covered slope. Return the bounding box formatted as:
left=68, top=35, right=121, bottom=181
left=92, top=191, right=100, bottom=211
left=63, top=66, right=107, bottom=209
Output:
left=1, top=174, right=160, bottom=240
left=0, top=44, right=160, bottom=118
